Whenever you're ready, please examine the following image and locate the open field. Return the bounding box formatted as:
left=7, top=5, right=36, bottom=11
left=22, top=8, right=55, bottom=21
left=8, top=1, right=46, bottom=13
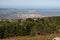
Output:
left=1, top=33, right=60, bottom=40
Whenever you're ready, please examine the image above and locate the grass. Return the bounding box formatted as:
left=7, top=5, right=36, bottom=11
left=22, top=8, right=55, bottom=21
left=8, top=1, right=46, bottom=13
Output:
left=1, top=33, right=60, bottom=40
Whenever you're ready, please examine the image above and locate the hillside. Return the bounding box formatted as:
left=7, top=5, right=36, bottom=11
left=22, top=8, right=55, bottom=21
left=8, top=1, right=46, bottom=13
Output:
left=2, top=33, right=60, bottom=40
left=0, top=16, right=60, bottom=39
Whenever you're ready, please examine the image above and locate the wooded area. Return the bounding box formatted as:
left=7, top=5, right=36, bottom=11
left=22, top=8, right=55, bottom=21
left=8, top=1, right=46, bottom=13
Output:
left=0, top=16, right=60, bottom=38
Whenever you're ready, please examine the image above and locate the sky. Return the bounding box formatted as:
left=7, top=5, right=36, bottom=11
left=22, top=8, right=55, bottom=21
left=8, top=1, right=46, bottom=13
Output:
left=0, top=0, right=60, bottom=9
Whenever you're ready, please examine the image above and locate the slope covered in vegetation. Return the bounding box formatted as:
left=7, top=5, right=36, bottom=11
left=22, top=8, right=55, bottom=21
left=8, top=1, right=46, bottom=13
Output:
left=0, top=16, right=60, bottom=38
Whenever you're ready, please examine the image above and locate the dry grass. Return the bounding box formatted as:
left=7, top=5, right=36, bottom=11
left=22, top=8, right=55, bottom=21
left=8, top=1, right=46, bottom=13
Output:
left=1, top=33, right=60, bottom=40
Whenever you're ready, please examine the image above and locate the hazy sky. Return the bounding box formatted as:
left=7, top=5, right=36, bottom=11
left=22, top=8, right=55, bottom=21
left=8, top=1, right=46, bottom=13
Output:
left=0, top=0, right=60, bottom=8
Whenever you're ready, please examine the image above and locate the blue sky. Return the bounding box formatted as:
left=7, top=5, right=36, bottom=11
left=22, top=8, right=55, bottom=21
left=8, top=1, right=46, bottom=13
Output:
left=0, top=0, right=60, bottom=9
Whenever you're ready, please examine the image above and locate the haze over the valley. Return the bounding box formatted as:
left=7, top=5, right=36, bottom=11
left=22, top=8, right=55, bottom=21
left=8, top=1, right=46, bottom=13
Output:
left=0, top=8, right=60, bottom=19
left=0, top=0, right=60, bottom=19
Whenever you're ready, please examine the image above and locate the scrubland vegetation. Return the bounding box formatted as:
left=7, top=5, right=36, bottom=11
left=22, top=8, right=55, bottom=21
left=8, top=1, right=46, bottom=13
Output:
left=0, top=16, right=60, bottom=40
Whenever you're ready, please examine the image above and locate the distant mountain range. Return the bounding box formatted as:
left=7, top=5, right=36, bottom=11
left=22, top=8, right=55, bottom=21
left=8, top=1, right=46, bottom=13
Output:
left=0, top=8, right=60, bottom=19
